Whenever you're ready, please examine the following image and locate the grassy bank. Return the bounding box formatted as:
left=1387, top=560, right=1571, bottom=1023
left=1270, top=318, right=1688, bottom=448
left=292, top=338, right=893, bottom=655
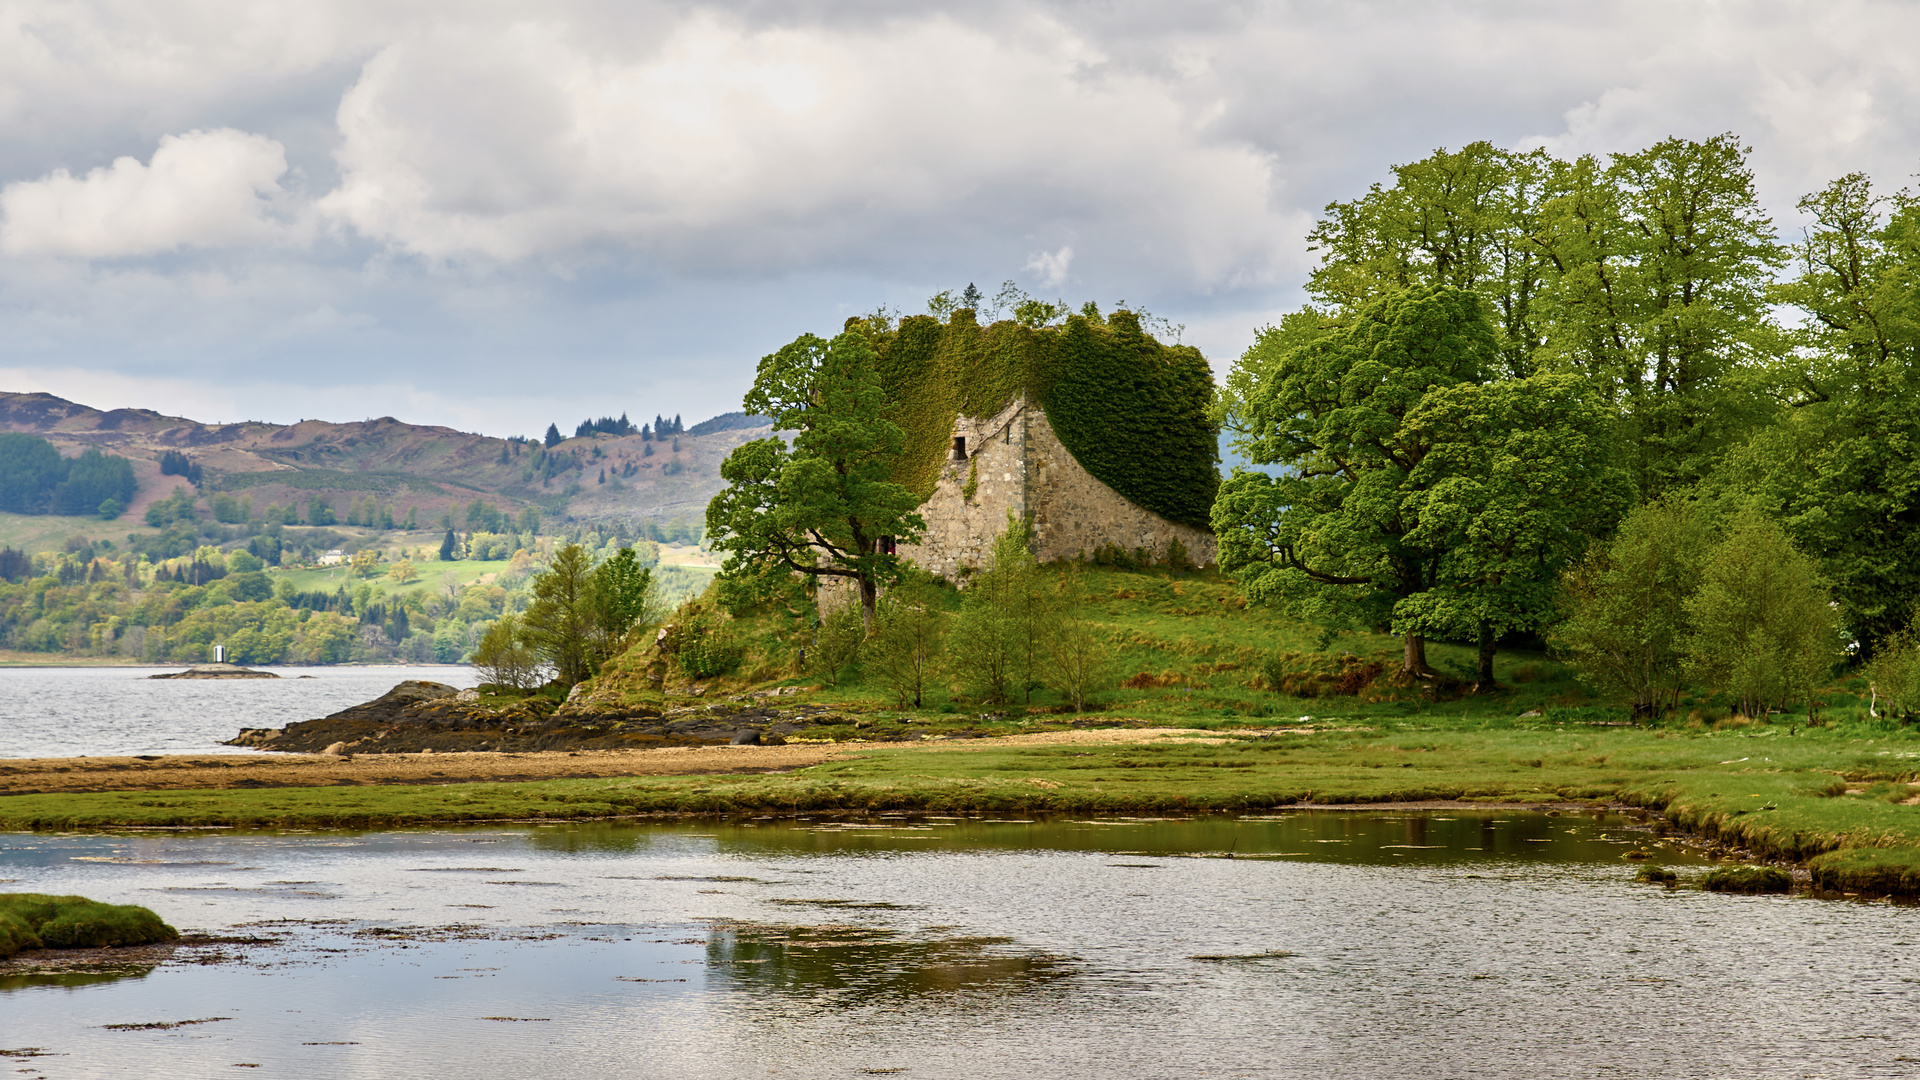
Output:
left=0, top=893, right=179, bottom=958
left=6, top=716, right=1918, bottom=892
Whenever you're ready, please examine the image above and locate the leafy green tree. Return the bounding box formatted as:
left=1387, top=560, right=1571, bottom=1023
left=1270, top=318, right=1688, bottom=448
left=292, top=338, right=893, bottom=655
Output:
left=473, top=614, right=542, bottom=690
left=1533, top=135, right=1785, bottom=494
left=1554, top=498, right=1713, bottom=717
left=520, top=543, right=599, bottom=687
left=1212, top=284, right=1496, bottom=677
left=439, top=528, right=457, bottom=561
left=706, top=329, right=925, bottom=629
left=1394, top=373, right=1632, bottom=685
left=1684, top=509, right=1843, bottom=719
left=866, top=576, right=945, bottom=708
left=1723, top=173, right=1920, bottom=651
left=1867, top=618, right=1920, bottom=720
left=949, top=517, right=1055, bottom=705
left=1044, top=565, right=1112, bottom=712
left=591, top=546, right=657, bottom=647
left=1307, top=141, right=1555, bottom=378
left=809, top=602, right=864, bottom=688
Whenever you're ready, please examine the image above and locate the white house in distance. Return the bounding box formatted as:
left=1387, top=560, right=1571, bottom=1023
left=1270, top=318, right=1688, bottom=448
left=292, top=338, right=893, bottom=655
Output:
left=317, top=549, right=347, bottom=566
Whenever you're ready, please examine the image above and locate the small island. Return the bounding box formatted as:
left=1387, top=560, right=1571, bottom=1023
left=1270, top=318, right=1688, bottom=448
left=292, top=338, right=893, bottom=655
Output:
left=149, top=662, right=279, bottom=680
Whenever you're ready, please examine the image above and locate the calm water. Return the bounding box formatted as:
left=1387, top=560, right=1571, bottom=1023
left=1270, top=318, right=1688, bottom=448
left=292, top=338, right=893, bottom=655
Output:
left=5, top=813, right=1919, bottom=1079
left=0, top=666, right=478, bottom=758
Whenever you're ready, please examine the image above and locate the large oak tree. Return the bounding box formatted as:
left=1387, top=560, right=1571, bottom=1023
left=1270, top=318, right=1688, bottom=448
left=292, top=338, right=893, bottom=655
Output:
left=706, top=329, right=925, bottom=629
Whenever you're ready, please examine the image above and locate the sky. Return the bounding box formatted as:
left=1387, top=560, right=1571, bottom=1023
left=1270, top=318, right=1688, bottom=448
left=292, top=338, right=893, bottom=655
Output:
left=2, top=0, right=1919, bottom=438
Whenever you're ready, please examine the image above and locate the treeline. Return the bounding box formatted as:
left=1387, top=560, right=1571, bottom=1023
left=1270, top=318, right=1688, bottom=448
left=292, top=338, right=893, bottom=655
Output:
left=1215, top=134, right=1920, bottom=712
left=548, top=413, right=686, bottom=446
left=0, top=523, right=665, bottom=666
left=0, top=435, right=137, bottom=518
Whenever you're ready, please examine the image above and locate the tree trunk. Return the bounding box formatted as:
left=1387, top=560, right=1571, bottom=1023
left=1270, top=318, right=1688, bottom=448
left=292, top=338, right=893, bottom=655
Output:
left=859, top=577, right=878, bottom=633
left=1401, top=633, right=1436, bottom=678
left=1473, top=623, right=1499, bottom=691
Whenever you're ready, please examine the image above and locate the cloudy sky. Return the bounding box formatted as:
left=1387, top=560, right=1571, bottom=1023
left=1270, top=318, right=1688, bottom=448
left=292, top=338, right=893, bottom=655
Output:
left=2, top=1, right=1917, bottom=437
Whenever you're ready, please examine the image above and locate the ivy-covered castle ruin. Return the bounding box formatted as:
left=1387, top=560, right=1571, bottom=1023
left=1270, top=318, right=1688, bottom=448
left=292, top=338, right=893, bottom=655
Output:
left=857, top=307, right=1221, bottom=574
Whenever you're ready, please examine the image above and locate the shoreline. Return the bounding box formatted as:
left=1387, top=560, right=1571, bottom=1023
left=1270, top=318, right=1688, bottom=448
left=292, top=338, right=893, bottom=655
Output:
left=4, top=724, right=1919, bottom=898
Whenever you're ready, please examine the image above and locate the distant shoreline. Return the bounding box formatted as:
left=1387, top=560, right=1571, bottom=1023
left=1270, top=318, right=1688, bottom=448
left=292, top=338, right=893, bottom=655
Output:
left=0, top=656, right=473, bottom=670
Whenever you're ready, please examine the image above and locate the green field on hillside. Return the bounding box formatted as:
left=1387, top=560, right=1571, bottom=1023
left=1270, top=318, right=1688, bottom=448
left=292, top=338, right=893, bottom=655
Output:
left=0, top=510, right=159, bottom=554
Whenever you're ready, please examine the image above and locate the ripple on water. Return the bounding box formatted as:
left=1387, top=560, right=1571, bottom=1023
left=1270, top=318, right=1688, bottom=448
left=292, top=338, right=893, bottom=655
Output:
left=2, top=812, right=1916, bottom=1079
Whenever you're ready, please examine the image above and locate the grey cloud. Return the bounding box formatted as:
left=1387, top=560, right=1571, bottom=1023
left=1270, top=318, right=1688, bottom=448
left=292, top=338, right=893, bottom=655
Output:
left=5, top=1, right=1920, bottom=435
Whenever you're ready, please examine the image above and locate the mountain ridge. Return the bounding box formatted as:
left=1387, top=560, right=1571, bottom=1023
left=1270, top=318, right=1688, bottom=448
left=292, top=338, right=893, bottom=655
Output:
left=0, top=391, right=765, bottom=534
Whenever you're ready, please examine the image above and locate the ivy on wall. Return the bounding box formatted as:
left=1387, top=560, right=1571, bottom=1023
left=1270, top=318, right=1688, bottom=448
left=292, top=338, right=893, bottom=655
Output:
left=847, top=309, right=1219, bottom=531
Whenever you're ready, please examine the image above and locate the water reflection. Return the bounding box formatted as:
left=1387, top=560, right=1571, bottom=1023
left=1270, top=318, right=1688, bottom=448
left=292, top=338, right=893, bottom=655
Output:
left=517, top=809, right=1681, bottom=870
left=705, top=921, right=1072, bottom=1005
left=0, top=964, right=156, bottom=992
left=5, top=812, right=1915, bottom=1080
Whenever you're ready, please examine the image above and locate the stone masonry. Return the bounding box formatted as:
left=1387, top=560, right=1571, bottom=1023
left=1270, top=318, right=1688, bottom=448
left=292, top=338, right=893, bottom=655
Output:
left=895, top=394, right=1216, bottom=577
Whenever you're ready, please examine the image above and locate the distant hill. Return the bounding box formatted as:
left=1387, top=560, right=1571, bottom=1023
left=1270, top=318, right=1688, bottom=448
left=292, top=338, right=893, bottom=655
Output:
left=0, top=391, right=769, bottom=537
left=687, top=411, right=773, bottom=436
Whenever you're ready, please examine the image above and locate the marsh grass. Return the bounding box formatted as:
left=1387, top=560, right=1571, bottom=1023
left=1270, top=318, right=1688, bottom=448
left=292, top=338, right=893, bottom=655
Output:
left=0, top=894, right=179, bottom=958
left=1701, top=866, right=1792, bottom=894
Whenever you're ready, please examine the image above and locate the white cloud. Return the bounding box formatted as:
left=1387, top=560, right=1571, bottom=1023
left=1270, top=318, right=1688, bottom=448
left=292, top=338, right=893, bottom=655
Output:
left=13, top=1, right=1920, bottom=438
left=315, top=12, right=1290, bottom=288
left=1025, top=245, right=1073, bottom=289
left=0, top=128, right=299, bottom=257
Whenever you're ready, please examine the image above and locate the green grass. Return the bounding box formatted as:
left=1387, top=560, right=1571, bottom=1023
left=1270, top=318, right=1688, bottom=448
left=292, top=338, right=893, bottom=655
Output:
left=631, top=564, right=1608, bottom=718
left=6, top=718, right=1919, bottom=882
left=272, top=557, right=512, bottom=601
left=0, top=509, right=161, bottom=556
left=0, top=894, right=179, bottom=958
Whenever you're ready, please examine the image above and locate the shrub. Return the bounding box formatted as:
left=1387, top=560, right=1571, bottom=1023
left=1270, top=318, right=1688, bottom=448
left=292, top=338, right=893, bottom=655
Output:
left=808, top=602, right=864, bottom=688
left=1701, top=866, right=1792, bottom=894
left=1261, top=651, right=1385, bottom=697
left=677, top=627, right=744, bottom=680
left=0, top=894, right=179, bottom=957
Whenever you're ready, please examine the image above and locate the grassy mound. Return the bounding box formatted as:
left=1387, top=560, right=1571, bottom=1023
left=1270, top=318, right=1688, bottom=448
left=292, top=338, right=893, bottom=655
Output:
left=1808, top=847, right=1920, bottom=897
left=1701, top=867, right=1792, bottom=894
left=0, top=894, right=179, bottom=958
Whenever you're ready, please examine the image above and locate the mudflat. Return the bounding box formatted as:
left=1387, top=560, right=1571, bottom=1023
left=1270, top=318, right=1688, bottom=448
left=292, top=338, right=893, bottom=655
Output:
left=0, top=745, right=855, bottom=795
left=0, top=728, right=1241, bottom=796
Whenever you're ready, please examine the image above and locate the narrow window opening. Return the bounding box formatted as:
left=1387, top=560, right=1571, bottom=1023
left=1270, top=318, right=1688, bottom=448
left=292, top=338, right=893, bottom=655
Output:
left=952, top=436, right=967, bottom=460
left=880, top=536, right=897, bottom=556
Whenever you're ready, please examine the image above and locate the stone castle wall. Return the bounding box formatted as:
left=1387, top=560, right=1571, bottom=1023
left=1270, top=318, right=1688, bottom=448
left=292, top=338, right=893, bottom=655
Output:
left=896, top=395, right=1215, bottom=577
left=1024, top=407, right=1216, bottom=567
left=894, top=397, right=1030, bottom=579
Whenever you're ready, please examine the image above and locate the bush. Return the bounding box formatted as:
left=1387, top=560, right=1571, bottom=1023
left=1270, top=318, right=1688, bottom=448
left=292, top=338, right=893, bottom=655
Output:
left=1262, top=651, right=1385, bottom=697
left=0, top=893, right=179, bottom=958
left=677, top=625, right=744, bottom=680
left=1701, top=866, right=1792, bottom=894
left=808, top=602, right=864, bottom=688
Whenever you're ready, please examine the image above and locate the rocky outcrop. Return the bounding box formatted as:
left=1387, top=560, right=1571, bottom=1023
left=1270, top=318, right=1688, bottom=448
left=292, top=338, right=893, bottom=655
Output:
left=224, top=680, right=879, bottom=754
left=149, top=663, right=278, bottom=680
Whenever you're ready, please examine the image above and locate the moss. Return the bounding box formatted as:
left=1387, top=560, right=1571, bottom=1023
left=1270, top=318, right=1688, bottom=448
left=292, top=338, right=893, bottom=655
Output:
left=854, top=310, right=1219, bottom=529
left=1633, top=866, right=1679, bottom=885
left=1809, top=847, right=1920, bottom=896
left=0, top=894, right=179, bottom=957
left=1700, top=866, right=1792, bottom=894
left=0, top=909, right=38, bottom=958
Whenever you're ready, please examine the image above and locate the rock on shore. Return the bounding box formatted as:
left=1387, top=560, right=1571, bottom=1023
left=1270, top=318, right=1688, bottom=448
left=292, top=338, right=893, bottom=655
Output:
left=150, top=663, right=278, bottom=680
left=224, top=680, right=867, bottom=754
